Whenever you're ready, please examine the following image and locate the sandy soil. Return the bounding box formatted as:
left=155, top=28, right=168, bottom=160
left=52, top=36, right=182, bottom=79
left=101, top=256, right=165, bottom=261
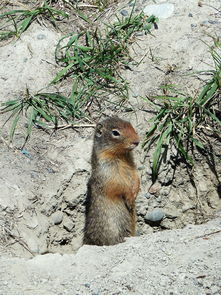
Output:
left=0, top=217, right=221, bottom=295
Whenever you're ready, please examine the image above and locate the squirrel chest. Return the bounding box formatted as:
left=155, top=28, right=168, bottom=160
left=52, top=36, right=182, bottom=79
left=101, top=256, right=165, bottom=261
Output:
left=98, top=152, right=140, bottom=207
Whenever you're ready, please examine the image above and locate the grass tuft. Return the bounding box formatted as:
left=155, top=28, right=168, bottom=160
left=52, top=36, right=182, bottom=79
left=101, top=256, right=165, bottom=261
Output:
left=0, top=87, right=91, bottom=145
left=0, top=1, right=68, bottom=41
left=0, top=0, right=158, bottom=146
left=142, top=41, right=221, bottom=182
left=53, top=14, right=157, bottom=94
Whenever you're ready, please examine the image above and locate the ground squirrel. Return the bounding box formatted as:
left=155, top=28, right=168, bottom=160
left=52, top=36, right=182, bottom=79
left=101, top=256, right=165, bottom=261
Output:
left=83, top=117, right=140, bottom=246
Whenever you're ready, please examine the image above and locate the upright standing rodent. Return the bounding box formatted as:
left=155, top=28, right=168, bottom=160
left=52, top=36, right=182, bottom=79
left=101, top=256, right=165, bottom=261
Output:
left=83, top=117, right=140, bottom=246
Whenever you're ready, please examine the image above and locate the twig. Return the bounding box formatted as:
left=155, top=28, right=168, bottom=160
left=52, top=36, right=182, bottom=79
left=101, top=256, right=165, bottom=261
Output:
left=0, top=136, right=12, bottom=148
left=137, top=49, right=149, bottom=65
left=46, top=123, right=96, bottom=130
left=0, top=225, right=34, bottom=256
left=6, top=0, right=31, bottom=10
left=77, top=4, right=98, bottom=9
left=195, top=229, right=221, bottom=239
left=202, top=4, right=221, bottom=13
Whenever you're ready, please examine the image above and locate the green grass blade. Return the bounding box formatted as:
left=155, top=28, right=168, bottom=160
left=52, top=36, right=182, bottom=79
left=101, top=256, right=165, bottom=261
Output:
left=17, top=15, right=33, bottom=34
left=51, top=63, right=77, bottom=84
left=192, top=137, right=204, bottom=149
left=152, top=123, right=172, bottom=181
left=9, top=111, right=21, bottom=142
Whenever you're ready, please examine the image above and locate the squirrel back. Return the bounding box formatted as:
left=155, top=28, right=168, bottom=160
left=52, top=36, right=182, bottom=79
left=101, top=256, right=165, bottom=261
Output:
left=83, top=117, right=140, bottom=246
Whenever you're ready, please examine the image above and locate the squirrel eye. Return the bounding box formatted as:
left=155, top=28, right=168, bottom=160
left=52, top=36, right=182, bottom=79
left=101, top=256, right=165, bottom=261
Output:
left=112, top=130, right=120, bottom=137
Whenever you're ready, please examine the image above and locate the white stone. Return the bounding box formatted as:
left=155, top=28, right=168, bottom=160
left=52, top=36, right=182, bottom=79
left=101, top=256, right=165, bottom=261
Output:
left=143, top=3, right=174, bottom=19
left=51, top=211, right=63, bottom=225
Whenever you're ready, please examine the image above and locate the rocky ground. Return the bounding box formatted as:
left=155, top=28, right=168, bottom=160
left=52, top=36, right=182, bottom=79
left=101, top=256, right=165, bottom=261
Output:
left=0, top=0, right=221, bottom=294
left=0, top=217, right=221, bottom=295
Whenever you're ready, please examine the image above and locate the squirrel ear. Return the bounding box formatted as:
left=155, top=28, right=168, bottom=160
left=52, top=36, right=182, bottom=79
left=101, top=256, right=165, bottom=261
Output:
left=96, top=123, right=103, bottom=137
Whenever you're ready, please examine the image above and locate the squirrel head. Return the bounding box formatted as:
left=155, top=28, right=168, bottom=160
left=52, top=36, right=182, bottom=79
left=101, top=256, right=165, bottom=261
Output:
left=93, top=117, right=139, bottom=156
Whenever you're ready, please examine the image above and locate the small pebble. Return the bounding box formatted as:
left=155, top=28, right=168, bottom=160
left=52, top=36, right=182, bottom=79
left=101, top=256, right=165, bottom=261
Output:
left=191, top=24, right=197, bottom=28
left=156, top=196, right=162, bottom=203
left=138, top=166, right=145, bottom=171
left=63, top=220, right=75, bottom=232
left=84, top=283, right=90, bottom=288
left=51, top=211, right=63, bottom=225
left=144, top=208, right=165, bottom=223
left=37, top=34, right=46, bottom=40
left=120, top=9, right=129, bottom=16
left=132, top=94, right=139, bottom=98
left=135, top=32, right=144, bottom=37
left=143, top=3, right=174, bottom=19
left=202, top=20, right=219, bottom=25
left=46, top=167, right=55, bottom=174
left=31, top=171, right=39, bottom=179
left=208, top=20, right=219, bottom=24
left=188, top=13, right=193, bottom=17
left=148, top=183, right=161, bottom=195
left=21, top=149, right=32, bottom=159
left=144, top=193, right=152, bottom=199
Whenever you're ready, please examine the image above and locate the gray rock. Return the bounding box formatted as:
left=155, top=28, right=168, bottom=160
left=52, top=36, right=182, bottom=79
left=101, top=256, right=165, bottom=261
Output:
left=63, top=220, right=75, bottom=232
left=202, top=20, right=219, bottom=25
left=188, top=13, right=193, bottom=17
left=120, top=10, right=129, bottom=16
left=51, top=211, right=63, bottom=225
left=143, top=3, right=174, bottom=19
left=37, top=34, right=46, bottom=40
left=156, top=196, right=162, bottom=203
left=84, top=283, right=90, bottom=288
left=138, top=166, right=145, bottom=171
left=144, top=208, right=165, bottom=223
left=135, top=32, right=144, bottom=37
left=46, top=167, right=55, bottom=174
left=144, top=192, right=152, bottom=199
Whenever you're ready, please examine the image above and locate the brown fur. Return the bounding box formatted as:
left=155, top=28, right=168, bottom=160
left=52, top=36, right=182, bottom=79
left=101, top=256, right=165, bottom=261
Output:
left=83, top=117, right=140, bottom=246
